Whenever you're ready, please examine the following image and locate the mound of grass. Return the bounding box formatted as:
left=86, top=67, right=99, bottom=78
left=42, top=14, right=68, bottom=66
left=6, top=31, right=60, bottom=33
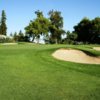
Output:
left=0, top=44, right=100, bottom=100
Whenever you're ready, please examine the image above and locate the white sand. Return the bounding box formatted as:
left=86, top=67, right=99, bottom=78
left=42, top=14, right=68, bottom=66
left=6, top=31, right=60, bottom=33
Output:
left=93, top=47, right=100, bottom=51
left=52, top=49, right=100, bottom=64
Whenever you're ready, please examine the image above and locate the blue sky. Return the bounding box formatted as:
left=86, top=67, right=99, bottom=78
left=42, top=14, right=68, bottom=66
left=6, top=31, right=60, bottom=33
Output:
left=0, top=0, right=100, bottom=35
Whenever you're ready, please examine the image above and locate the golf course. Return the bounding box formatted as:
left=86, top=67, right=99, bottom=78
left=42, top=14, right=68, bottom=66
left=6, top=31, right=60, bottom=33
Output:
left=0, top=43, right=100, bottom=100
left=0, top=0, right=100, bottom=100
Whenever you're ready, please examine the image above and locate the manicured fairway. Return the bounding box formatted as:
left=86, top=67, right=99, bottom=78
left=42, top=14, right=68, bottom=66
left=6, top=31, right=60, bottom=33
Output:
left=0, top=44, right=100, bottom=100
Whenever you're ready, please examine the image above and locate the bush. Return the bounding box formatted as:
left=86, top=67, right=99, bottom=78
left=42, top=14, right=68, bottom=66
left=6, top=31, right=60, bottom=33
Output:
left=0, top=35, right=14, bottom=43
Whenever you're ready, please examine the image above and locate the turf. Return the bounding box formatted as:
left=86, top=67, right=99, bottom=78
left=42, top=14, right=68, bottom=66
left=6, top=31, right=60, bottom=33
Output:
left=0, top=44, right=100, bottom=100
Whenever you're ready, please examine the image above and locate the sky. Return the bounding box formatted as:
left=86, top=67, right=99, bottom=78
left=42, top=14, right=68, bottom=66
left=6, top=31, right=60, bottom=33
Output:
left=0, top=0, right=100, bottom=35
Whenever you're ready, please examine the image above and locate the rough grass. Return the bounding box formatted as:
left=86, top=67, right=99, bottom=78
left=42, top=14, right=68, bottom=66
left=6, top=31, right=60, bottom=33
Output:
left=0, top=44, right=100, bottom=100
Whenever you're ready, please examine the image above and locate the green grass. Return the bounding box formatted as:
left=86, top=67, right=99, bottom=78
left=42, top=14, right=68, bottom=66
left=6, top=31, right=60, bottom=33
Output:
left=0, top=44, right=100, bottom=100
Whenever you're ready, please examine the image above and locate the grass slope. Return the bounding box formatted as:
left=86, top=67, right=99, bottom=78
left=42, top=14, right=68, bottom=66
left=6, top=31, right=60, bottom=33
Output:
left=0, top=44, right=100, bottom=100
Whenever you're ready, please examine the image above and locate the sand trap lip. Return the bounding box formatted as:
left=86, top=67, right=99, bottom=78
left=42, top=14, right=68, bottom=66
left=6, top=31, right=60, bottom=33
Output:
left=1, top=43, right=18, bottom=45
left=52, top=49, right=100, bottom=64
left=93, top=47, right=100, bottom=51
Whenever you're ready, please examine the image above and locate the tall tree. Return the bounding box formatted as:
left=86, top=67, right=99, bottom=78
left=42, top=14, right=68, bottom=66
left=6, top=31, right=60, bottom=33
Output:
left=0, top=10, right=7, bottom=35
left=48, top=10, right=65, bottom=44
left=25, top=10, right=50, bottom=43
left=74, top=17, right=100, bottom=44
left=74, top=17, right=91, bottom=42
left=90, top=17, right=100, bottom=43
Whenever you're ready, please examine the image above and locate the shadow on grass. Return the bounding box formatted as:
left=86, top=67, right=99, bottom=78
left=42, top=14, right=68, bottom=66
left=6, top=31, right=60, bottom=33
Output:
left=40, top=48, right=100, bottom=78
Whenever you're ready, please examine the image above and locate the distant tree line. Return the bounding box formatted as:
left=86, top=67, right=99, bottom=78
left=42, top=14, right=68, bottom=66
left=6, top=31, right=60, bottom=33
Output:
left=25, top=10, right=100, bottom=44
left=25, top=10, right=65, bottom=44
left=0, top=10, right=100, bottom=44
left=10, top=30, right=29, bottom=42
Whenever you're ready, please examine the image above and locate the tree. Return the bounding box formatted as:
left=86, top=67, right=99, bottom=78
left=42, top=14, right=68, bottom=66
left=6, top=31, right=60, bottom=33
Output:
left=13, top=32, right=18, bottom=42
left=90, top=17, right=100, bottom=43
left=63, top=31, right=78, bottom=44
left=18, top=30, right=25, bottom=42
left=67, top=31, right=77, bottom=41
left=74, top=17, right=91, bottom=42
left=25, top=10, right=50, bottom=43
left=0, top=10, right=7, bottom=35
left=74, top=17, right=100, bottom=44
left=48, top=10, right=65, bottom=44
left=13, top=31, right=29, bottom=42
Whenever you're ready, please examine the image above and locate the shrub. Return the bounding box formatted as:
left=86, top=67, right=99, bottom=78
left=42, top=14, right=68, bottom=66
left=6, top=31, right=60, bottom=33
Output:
left=0, top=35, right=14, bottom=43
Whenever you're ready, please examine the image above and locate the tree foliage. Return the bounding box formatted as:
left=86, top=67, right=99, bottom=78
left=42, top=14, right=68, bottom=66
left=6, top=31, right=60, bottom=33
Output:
left=0, top=10, right=7, bottom=35
left=90, top=17, right=100, bottom=43
left=13, top=31, right=29, bottom=42
left=67, top=31, right=77, bottom=41
left=74, top=17, right=91, bottom=42
left=25, top=10, right=50, bottom=43
left=48, top=10, right=65, bottom=43
left=62, top=31, right=78, bottom=44
left=74, top=17, right=100, bottom=44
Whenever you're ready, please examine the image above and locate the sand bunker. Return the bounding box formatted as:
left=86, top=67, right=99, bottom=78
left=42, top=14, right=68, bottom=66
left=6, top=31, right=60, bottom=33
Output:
left=52, top=49, right=100, bottom=64
left=93, top=47, right=100, bottom=51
